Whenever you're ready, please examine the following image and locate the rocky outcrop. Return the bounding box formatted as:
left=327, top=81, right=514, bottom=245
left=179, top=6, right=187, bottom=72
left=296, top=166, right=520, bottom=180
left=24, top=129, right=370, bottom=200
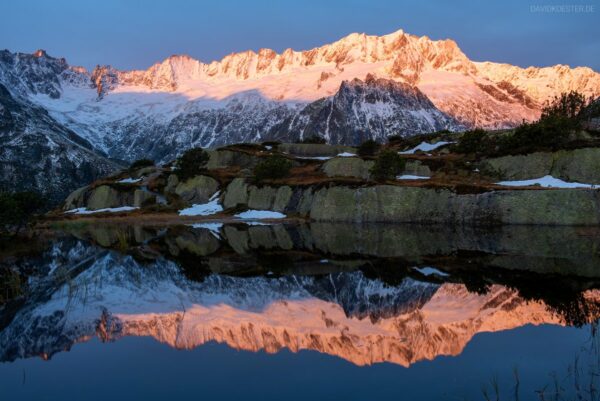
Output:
left=308, top=185, right=600, bottom=225
left=174, top=175, right=219, bottom=204
left=322, top=157, right=374, bottom=180
left=87, top=185, right=134, bottom=210
left=479, top=147, right=600, bottom=183
left=206, top=150, right=259, bottom=170
left=277, top=143, right=355, bottom=157
left=220, top=179, right=600, bottom=225
left=403, top=160, right=432, bottom=177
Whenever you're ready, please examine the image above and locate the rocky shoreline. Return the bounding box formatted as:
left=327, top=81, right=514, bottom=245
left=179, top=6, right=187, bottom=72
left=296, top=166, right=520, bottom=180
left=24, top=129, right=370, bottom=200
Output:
left=57, top=141, right=600, bottom=226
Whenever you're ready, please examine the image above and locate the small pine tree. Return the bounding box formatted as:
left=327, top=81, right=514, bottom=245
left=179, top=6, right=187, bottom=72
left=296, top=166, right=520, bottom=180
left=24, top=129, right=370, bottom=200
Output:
left=370, top=150, right=406, bottom=181
left=254, top=155, right=292, bottom=182
left=175, top=148, right=209, bottom=181
left=357, top=139, right=380, bottom=157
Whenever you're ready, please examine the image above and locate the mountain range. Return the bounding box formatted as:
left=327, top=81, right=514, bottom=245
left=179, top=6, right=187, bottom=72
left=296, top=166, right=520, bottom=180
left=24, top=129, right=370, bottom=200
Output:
left=1, top=29, right=599, bottom=198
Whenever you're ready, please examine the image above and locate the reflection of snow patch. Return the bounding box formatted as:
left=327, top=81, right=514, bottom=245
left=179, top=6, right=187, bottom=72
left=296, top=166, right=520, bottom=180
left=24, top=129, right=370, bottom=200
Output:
left=116, top=177, right=142, bottom=184
left=179, top=192, right=223, bottom=216
left=64, top=206, right=138, bottom=214
left=189, top=222, right=223, bottom=238
left=496, top=175, right=595, bottom=189
left=399, top=141, right=453, bottom=154
left=235, top=210, right=287, bottom=219
left=396, top=175, right=429, bottom=180
left=413, top=266, right=450, bottom=277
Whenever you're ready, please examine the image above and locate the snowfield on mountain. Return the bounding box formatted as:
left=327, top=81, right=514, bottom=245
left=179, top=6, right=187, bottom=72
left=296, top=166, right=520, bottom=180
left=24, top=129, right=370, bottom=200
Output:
left=1, top=28, right=599, bottom=166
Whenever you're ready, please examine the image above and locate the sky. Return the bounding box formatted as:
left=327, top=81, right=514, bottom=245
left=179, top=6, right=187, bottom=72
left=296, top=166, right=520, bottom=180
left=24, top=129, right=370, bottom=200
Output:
left=0, top=0, right=598, bottom=71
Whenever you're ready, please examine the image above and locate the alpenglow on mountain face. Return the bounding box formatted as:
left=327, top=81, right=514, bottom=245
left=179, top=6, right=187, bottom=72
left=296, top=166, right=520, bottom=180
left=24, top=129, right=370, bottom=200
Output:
left=1, top=29, right=600, bottom=166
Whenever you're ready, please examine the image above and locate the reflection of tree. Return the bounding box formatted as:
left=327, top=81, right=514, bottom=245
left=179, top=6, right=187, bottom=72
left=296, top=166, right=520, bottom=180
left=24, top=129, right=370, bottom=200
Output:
left=504, top=277, right=600, bottom=328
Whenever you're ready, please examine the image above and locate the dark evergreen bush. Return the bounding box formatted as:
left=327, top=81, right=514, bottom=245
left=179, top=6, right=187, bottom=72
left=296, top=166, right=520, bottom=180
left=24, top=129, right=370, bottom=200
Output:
left=357, top=139, right=380, bottom=157
left=297, top=135, right=326, bottom=144
left=452, top=129, right=489, bottom=154
left=370, top=150, right=406, bottom=181
left=129, top=159, right=155, bottom=170
left=254, top=155, right=292, bottom=182
left=175, top=148, right=209, bottom=181
left=0, top=191, right=45, bottom=236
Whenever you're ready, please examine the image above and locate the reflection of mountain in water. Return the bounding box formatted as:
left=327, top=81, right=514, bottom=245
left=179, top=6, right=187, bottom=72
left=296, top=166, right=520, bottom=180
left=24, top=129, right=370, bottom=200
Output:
left=1, top=232, right=599, bottom=367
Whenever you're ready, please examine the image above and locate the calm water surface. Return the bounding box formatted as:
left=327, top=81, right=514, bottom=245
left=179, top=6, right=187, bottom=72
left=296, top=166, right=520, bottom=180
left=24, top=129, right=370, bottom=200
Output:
left=1, top=223, right=599, bottom=400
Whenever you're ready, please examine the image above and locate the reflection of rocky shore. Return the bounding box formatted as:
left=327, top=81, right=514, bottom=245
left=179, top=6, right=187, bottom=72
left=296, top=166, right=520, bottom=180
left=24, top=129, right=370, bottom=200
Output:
left=69, top=222, right=600, bottom=278
left=1, top=235, right=600, bottom=366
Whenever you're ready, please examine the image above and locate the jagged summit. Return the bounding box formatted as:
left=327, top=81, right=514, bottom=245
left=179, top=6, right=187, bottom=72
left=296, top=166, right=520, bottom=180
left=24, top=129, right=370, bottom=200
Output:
left=0, top=27, right=598, bottom=163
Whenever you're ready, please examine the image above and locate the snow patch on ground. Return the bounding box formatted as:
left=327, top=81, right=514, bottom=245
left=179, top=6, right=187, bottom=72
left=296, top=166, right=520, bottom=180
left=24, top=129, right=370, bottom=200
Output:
left=396, top=175, right=429, bottom=180
left=64, top=206, right=138, bottom=214
left=178, top=192, right=223, bottom=216
left=116, top=177, right=142, bottom=184
left=496, top=175, right=595, bottom=188
left=337, top=152, right=356, bottom=157
left=399, top=141, right=454, bottom=154
left=234, top=210, right=287, bottom=219
left=296, top=156, right=332, bottom=160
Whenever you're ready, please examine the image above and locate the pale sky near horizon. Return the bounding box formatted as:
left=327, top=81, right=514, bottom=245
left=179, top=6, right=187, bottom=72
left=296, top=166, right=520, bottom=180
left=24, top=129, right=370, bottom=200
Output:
left=1, top=0, right=598, bottom=71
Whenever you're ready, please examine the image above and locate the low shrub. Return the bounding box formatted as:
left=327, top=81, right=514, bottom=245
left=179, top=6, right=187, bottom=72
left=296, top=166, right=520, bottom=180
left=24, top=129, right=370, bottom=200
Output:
left=452, top=129, right=489, bottom=154
left=0, top=191, right=45, bottom=236
left=370, top=150, right=406, bottom=181
left=357, top=139, right=380, bottom=157
left=297, top=135, right=326, bottom=144
left=175, top=148, right=209, bottom=181
left=254, top=155, right=293, bottom=182
left=129, top=159, right=155, bottom=170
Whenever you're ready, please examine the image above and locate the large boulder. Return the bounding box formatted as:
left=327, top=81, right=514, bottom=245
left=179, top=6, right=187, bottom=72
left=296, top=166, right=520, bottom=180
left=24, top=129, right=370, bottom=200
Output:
left=165, top=174, right=179, bottom=193
left=175, top=175, right=219, bottom=204
left=278, top=143, right=355, bottom=157
left=479, top=147, right=600, bottom=183
left=479, top=152, right=553, bottom=180
left=403, top=160, right=432, bottom=177
left=87, top=185, right=131, bottom=210
left=207, top=150, right=258, bottom=170
left=322, top=158, right=374, bottom=180
left=550, top=148, right=600, bottom=184
left=63, top=185, right=90, bottom=210
left=222, top=178, right=249, bottom=209
left=247, top=185, right=293, bottom=212
left=133, top=189, right=156, bottom=207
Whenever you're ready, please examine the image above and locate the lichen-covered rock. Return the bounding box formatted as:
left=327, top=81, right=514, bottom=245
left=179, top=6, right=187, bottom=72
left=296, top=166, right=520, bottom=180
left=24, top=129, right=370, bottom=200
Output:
left=244, top=185, right=294, bottom=211
left=175, top=175, right=219, bottom=204
left=133, top=189, right=156, bottom=207
left=87, top=185, right=127, bottom=210
left=207, top=150, right=258, bottom=170
left=273, top=186, right=293, bottom=212
left=63, top=185, right=89, bottom=210
left=322, top=158, right=374, bottom=180
left=131, top=166, right=157, bottom=179
left=551, top=148, right=600, bottom=184
left=278, top=143, right=355, bottom=157
left=479, top=152, right=553, bottom=180
left=223, top=178, right=249, bottom=209
left=165, top=174, right=179, bottom=193
left=308, top=185, right=600, bottom=225
left=479, top=147, right=600, bottom=183
left=403, top=160, right=432, bottom=177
